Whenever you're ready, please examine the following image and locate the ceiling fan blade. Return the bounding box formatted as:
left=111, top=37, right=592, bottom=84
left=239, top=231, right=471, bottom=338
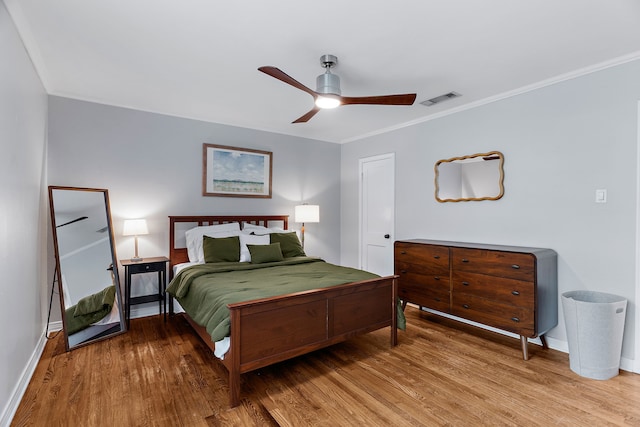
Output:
left=292, top=106, right=321, bottom=123
left=258, top=66, right=318, bottom=98
left=340, top=93, right=417, bottom=106
left=56, top=216, right=88, bottom=228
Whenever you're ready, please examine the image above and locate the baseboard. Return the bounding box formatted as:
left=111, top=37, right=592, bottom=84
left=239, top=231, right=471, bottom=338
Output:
left=545, top=335, right=634, bottom=373
left=415, top=305, right=636, bottom=374
left=130, top=304, right=162, bottom=320
left=620, top=355, right=635, bottom=373
left=0, top=331, right=47, bottom=427
left=48, top=320, right=63, bottom=332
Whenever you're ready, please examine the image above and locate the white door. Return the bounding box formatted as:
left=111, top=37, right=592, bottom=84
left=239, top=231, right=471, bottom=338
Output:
left=360, top=153, right=395, bottom=276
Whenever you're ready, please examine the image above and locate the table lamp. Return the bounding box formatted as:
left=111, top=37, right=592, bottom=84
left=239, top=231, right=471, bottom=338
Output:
left=123, top=219, right=148, bottom=262
left=294, top=204, right=319, bottom=248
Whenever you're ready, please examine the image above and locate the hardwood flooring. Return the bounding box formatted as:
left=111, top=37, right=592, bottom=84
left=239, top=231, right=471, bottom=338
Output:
left=12, top=306, right=640, bottom=426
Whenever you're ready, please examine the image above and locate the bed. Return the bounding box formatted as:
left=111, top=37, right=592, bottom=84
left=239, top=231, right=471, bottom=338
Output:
left=167, top=215, right=400, bottom=407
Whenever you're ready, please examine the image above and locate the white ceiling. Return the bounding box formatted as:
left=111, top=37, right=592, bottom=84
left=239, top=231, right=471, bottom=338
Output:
left=6, top=1, right=640, bottom=143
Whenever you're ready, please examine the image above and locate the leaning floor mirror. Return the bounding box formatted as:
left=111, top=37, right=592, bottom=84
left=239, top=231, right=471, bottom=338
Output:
left=49, top=186, right=126, bottom=351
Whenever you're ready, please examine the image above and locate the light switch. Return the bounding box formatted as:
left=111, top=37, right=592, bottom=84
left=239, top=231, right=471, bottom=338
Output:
left=595, top=189, right=607, bottom=203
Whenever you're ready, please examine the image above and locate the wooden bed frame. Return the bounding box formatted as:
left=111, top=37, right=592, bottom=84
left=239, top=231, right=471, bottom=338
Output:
left=168, top=215, right=398, bottom=407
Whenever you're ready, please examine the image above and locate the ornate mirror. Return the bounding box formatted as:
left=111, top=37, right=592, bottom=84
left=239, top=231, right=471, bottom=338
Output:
left=49, top=186, right=126, bottom=350
left=435, top=151, right=505, bottom=202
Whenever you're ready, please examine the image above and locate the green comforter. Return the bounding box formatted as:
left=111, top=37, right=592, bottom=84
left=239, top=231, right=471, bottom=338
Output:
left=167, top=257, right=405, bottom=342
left=65, top=285, right=116, bottom=335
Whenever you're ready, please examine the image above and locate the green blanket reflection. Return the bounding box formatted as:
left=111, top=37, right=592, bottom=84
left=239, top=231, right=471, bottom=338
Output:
left=65, top=285, right=116, bottom=335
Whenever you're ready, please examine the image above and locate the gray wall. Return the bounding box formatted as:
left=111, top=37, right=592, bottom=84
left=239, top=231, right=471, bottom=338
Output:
left=47, top=97, right=341, bottom=316
left=0, top=1, right=48, bottom=423
left=341, top=59, right=640, bottom=362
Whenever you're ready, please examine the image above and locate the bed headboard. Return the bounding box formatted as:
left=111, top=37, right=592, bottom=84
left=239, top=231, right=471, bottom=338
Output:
left=168, top=215, right=289, bottom=277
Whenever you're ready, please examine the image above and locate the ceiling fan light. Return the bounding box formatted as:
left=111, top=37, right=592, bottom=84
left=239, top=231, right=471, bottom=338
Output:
left=315, top=96, right=341, bottom=109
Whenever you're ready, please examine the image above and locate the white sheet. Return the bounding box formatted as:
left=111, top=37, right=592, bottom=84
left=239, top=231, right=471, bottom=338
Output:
left=172, top=261, right=230, bottom=359
left=174, top=261, right=202, bottom=275
left=91, top=293, right=121, bottom=326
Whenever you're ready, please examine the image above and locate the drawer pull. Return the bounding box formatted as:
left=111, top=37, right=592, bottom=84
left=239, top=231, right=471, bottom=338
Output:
left=511, top=264, right=520, bottom=269
left=462, top=304, right=470, bottom=309
left=511, top=290, right=520, bottom=296
left=434, top=276, right=440, bottom=280
left=434, top=255, right=440, bottom=259
left=461, top=259, right=469, bottom=263
left=511, top=317, right=520, bottom=323
left=462, top=281, right=469, bottom=286
left=401, top=270, right=407, bottom=274
left=435, top=298, right=441, bottom=302
left=400, top=251, right=406, bottom=254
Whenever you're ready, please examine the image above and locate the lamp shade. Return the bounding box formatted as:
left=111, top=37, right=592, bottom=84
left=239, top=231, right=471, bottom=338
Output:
left=122, top=219, right=149, bottom=236
left=295, top=205, right=320, bottom=223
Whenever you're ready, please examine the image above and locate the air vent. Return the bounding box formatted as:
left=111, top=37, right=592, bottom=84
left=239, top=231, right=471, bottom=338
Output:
left=420, top=92, right=461, bottom=107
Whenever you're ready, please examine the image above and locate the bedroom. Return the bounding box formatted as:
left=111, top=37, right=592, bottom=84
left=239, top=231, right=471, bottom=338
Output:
left=2, top=1, right=640, bottom=425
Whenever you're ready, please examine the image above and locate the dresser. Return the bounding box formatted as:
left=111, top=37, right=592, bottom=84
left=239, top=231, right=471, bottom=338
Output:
left=394, top=239, right=557, bottom=359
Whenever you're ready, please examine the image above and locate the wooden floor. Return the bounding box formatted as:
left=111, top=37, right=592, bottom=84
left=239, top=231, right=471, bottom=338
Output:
left=12, top=306, right=640, bottom=426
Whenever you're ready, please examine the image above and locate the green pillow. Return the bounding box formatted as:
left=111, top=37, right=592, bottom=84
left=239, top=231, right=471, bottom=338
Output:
left=248, top=242, right=284, bottom=264
left=203, top=235, right=240, bottom=263
left=270, top=232, right=306, bottom=258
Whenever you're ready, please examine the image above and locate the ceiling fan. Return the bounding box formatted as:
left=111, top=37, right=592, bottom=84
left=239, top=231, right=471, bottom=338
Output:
left=56, top=216, right=88, bottom=228
left=258, top=54, right=417, bottom=123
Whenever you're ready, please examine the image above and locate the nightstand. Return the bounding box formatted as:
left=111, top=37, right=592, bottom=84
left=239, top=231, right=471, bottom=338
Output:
left=121, top=256, right=169, bottom=327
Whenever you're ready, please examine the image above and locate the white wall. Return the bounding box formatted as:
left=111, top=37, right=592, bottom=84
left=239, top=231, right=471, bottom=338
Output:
left=341, top=59, right=640, bottom=362
left=47, top=96, right=341, bottom=318
left=0, top=1, right=48, bottom=424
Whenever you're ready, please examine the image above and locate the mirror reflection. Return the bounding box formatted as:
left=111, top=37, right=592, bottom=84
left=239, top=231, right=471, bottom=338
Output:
left=49, top=186, right=126, bottom=350
left=435, top=151, right=505, bottom=202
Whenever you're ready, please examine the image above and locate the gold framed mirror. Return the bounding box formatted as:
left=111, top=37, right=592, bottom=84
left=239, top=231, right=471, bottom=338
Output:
left=49, top=186, right=126, bottom=350
left=435, top=151, right=505, bottom=202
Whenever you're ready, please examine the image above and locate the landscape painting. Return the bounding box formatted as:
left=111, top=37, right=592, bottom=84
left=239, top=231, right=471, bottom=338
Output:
left=203, top=144, right=272, bottom=198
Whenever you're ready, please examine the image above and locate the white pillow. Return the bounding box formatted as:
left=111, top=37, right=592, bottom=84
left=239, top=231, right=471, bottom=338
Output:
left=185, top=222, right=241, bottom=263
left=242, top=222, right=285, bottom=235
left=239, top=233, right=270, bottom=262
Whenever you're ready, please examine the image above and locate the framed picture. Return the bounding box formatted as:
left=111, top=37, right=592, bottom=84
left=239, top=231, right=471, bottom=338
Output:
left=202, top=144, right=273, bottom=198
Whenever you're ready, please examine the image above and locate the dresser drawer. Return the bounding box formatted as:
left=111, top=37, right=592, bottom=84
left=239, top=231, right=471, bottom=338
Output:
left=452, top=271, right=534, bottom=308
left=451, top=248, right=534, bottom=281
left=395, top=242, right=449, bottom=270
left=395, top=260, right=449, bottom=279
left=398, top=270, right=450, bottom=291
left=451, top=294, right=535, bottom=336
left=399, top=285, right=450, bottom=313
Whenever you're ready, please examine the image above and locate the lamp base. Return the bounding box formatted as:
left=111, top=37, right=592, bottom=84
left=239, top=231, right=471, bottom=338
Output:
left=130, top=236, right=143, bottom=262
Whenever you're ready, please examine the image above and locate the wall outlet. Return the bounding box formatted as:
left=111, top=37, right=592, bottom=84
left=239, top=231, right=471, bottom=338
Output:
left=595, top=189, right=607, bottom=203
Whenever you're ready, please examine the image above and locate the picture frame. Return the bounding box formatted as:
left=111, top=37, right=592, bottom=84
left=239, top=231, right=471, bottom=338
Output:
left=202, top=144, right=273, bottom=198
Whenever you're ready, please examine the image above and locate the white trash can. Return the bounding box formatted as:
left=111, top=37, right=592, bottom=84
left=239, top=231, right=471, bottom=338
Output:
left=561, top=291, right=627, bottom=380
